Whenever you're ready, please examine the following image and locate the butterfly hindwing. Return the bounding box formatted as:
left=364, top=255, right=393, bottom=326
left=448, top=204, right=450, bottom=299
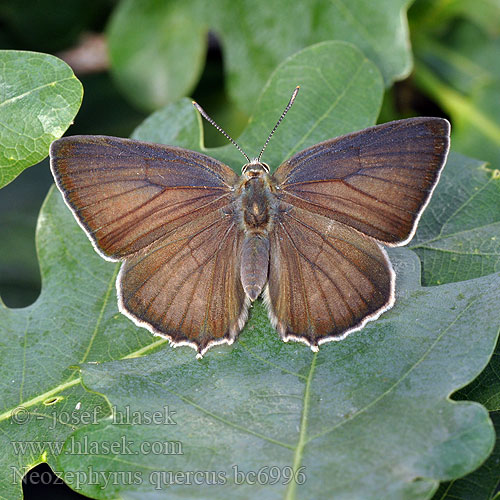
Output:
left=117, top=205, right=249, bottom=354
left=266, top=204, right=394, bottom=348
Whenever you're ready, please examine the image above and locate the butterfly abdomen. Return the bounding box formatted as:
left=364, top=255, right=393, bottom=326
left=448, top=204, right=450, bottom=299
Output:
left=240, top=234, right=270, bottom=301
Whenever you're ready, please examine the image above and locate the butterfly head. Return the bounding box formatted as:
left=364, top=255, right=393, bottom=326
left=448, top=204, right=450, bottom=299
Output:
left=193, top=85, right=300, bottom=179
left=242, top=160, right=270, bottom=177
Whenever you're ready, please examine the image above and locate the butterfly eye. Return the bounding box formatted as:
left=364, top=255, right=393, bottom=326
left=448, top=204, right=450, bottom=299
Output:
left=242, top=162, right=270, bottom=175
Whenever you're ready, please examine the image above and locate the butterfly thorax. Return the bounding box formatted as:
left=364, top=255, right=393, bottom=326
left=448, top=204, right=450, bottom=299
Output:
left=237, top=162, right=276, bottom=301
left=241, top=177, right=270, bottom=228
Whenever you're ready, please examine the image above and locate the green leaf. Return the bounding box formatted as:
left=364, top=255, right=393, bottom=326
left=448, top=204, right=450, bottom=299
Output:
left=0, top=50, right=83, bottom=189
left=409, top=153, right=500, bottom=286
left=131, top=98, right=203, bottom=148
left=409, top=147, right=500, bottom=412
left=57, top=248, right=499, bottom=499
left=408, top=148, right=500, bottom=500
left=432, top=412, right=500, bottom=500
left=107, top=0, right=412, bottom=112
left=408, top=149, right=500, bottom=415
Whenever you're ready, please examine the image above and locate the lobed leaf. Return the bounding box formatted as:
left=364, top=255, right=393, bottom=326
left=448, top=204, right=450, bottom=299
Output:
left=0, top=50, right=83, bottom=188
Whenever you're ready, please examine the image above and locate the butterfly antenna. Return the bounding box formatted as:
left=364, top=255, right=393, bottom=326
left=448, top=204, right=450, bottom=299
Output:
left=192, top=101, right=251, bottom=163
left=256, top=85, right=300, bottom=162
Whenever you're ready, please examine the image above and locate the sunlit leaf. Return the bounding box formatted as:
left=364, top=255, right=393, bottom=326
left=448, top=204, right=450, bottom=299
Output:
left=0, top=50, right=82, bottom=188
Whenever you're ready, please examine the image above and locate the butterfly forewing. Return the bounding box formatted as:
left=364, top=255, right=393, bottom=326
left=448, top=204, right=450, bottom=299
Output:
left=273, top=118, right=450, bottom=245
left=50, top=136, right=239, bottom=259
left=266, top=204, right=394, bottom=347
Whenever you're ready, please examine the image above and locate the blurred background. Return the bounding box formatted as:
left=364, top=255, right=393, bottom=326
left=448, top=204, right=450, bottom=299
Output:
left=0, top=1, right=499, bottom=496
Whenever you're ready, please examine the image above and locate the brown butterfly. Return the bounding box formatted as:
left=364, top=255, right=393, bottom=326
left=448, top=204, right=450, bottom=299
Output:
left=50, top=87, right=450, bottom=357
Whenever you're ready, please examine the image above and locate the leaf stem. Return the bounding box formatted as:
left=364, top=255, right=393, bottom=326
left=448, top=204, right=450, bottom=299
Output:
left=285, top=352, right=317, bottom=500
left=0, top=378, right=80, bottom=423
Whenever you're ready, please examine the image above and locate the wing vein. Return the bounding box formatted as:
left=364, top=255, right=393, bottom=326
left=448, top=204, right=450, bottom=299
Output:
left=285, top=212, right=380, bottom=289
left=280, top=190, right=396, bottom=239
left=278, top=219, right=358, bottom=326
left=283, top=213, right=378, bottom=309
left=98, top=192, right=232, bottom=249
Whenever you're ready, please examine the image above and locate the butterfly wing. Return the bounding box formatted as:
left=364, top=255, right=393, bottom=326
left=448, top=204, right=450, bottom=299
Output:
left=272, top=118, right=450, bottom=245
left=266, top=204, right=394, bottom=348
left=50, top=136, right=247, bottom=354
left=118, top=205, right=248, bottom=355
left=50, top=136, right=239, bottom=259
left=266, top=117, right=449, bottom=347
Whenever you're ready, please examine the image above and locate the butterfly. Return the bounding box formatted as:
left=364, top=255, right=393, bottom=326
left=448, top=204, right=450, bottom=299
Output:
left=49, top=87, right=450, bottom=357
